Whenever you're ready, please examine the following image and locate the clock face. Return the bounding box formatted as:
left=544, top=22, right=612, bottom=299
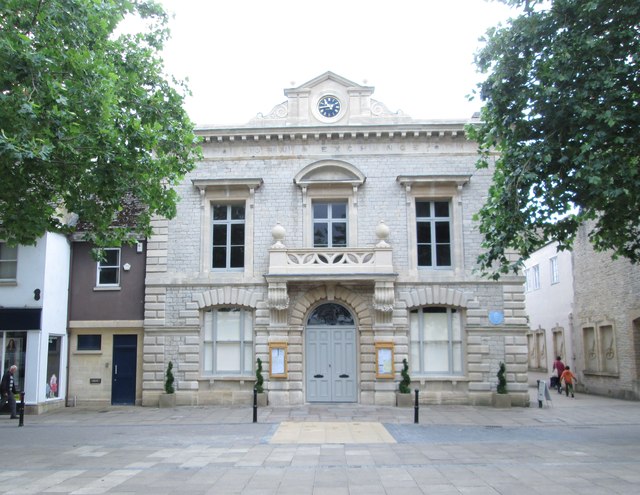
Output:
left=318, top=95, right=341, bottom=118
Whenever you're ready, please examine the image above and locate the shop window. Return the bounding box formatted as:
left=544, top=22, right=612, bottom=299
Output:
left=47, top=336, right=62, bottom=399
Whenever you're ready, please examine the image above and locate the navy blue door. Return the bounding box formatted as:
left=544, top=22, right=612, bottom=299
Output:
left=112, top=335, right=137, bottom=405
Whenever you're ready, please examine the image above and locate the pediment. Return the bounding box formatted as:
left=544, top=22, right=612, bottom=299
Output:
left=294, top=160, right=366, bottom=188
left=249, top=71, right=412, bottom=127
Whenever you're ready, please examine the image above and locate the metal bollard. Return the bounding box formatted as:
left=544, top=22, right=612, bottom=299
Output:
left=253, top=388, right=258, bottom=423
left=414, top=389, right=419, bottom=424
left=18, top=391, right=25, bottom=427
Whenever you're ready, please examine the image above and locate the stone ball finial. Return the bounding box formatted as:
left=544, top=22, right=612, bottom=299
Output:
left=376, top=220, right=390, bottom=244
left=271, top=223, right=286, bottom=248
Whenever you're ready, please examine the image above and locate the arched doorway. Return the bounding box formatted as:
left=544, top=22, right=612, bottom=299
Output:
left=305, top=303, right=357, bottom=402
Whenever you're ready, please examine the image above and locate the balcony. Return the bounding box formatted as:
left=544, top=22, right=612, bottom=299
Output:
left=265, top=222, right=397, bottom=316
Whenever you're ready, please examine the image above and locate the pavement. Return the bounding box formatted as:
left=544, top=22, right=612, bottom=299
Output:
left=1, top=387, right=639, bottom=494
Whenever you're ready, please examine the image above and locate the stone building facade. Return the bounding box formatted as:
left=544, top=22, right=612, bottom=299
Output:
left=141, top=72, right=529, bottom=407
left=571, top=222, right=640, bottom=400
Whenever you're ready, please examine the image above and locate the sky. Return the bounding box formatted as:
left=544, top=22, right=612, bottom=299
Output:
left=153, top=0, right=516, bottom=126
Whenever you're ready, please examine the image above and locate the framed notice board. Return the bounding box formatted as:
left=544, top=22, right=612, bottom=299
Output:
left=269, top=343, right=288, bottom=378
left=375, top=342, right=394, bottom=379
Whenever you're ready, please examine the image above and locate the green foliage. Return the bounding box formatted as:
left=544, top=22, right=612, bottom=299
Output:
left=164, top=361, right=174, bottom=394
left=255, top=357, right=264, bottom=393
left=468, top=0, right=640, bottom=278
left=399, top=358, right=411, bottom=394
left=0, top=0, right=201, bottom=247
left=496, top=362, right=507, bottom=394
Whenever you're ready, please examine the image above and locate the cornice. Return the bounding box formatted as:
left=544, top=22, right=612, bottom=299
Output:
left=195, top=122, right=473, bottom=144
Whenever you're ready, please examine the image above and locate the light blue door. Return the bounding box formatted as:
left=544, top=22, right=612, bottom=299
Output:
left=306, top=304, right=357, bottom=403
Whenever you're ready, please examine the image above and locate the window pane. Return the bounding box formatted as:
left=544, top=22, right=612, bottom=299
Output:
left=409, top=312, right=420, bottom=342
left=244, top=312, right=253, bottom=341
left=203, top=342, right=213, bottom=373
left=425, top=342, right=449, bottom=372
left=216, top=310, right=241, bottom=340
left=452, top=343, right=463, bottom=373
left=230, top=224, right=244, bottom=245
left=204, top=311, right=213, bottom=341
left=99, top=267, right=118, bottom=285
left=47, top=336, right=61, bottom=399
left=0, top=261, right=17, bottom=279
left=424, top=310, right=448, bottom=340
left=213, top=224, right=227, bottom=245
left=434, top=201, right=449, bottom=217
left=417, top=222, right=431, bottom=243
left=435, top=222, right=450, bottom=243
left=436, top=245, right=451, bottom=266
left=216, top=343, right=240, bottom=372
left=213, top=205, right=228, bottom=220
left=231, top=205, right=245, bottom=220
left=244, top=346, right=253, bottom=373
left=416, top=201, right=430, bottom=217
left=313, top=203, right=328, bottom=218
left=332, top=223, right=347, bottom=247
left=77, top=335, right=101, bottom=351
left=332, top=203, right=347, bottom=218
left=103, top=249, right=119, bottom=266
left=451, top=310, right=461, bottom=340
left=314, top=223, right=328, bottom=247
left=212, top=247, right=227, bottom=268
left=417, top=246, right=432, bottom=266
left=230, top=246, right=244, bottom=268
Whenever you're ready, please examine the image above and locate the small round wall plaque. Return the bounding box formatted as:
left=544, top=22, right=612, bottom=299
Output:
left=489, top=311, right=504, bottom=325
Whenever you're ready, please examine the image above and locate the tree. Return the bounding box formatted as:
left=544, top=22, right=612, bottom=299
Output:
left=496, top=362, right=507, bottom=394
left=399, top=358, right=411, bottom=394
left=0, top=0, right=200, bottom=247
left=467, top=0, right=640, bottom=278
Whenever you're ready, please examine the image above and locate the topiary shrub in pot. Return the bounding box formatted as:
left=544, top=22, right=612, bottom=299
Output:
left=159, top=361, right=176, bottom=408
left=397, top=358, right=413, bottom=407
left=492, top=361, right=511, bottom=408
left=255, top=358, right=267, bottom=406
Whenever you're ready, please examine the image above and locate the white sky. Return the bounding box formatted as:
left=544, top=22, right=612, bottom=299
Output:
left=155, top=0, right=515, bottom=126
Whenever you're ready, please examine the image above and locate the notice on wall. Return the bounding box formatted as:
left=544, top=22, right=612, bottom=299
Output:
left=269, top=343, right=287, bottom=378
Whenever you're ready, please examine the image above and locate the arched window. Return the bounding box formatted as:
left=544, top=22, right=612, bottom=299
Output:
left=307, top=303, right=354, bottom=326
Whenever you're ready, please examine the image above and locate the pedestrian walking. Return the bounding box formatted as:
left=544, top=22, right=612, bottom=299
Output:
left=553, top=356, right=565, bottom=393
left=560, top=366, right=577, bottom=398
left=0, top=365, right=18, bottom=418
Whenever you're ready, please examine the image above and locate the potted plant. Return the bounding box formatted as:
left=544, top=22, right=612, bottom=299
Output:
left=254, top=358, right=267, bottom=406
left=492, top=361, right=511, bottom=408
left=396, top=358, right=413, bottom=407
left=159, top=361, right=176, bottom=408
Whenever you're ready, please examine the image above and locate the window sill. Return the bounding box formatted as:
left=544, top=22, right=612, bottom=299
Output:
left=93, top=286, right=121, bottom=291
left=0, top=281, right=17, bottom=286
left=201, top=375, right=254, bottom=382
left=413, top=375, right=469, bottom=382
left=73, top=350, right=102, bottom=355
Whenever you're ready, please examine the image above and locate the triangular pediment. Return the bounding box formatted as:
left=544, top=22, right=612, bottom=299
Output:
left=249, top=71, right=412, bottom=127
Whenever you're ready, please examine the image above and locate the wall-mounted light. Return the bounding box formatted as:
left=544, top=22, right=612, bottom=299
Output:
left=34, top=288, right=41, bottom=301
left=123, top=263, right=131, bottom=271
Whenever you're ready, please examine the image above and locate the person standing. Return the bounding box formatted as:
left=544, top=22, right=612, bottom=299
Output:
left=560, top=366, right=577, bottom=398
left=0, top=365, right=18, bottom=419
left=552, top=356, right=565, bottom=394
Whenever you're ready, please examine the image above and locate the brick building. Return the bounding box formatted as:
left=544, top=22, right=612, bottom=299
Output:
left=141, top=72, right=530, bottom=407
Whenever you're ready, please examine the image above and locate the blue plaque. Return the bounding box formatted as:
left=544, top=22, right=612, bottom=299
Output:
left=489, top=311, right=504, bottom=325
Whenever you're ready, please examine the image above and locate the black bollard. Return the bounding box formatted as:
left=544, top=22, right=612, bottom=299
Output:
left=253, top=388, right=258, bottom=423
left=414, top=389, right=419, bottom=424
left=18, top=391, right=25, bottom=427
left=537, top=380, right=543, bottom=408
